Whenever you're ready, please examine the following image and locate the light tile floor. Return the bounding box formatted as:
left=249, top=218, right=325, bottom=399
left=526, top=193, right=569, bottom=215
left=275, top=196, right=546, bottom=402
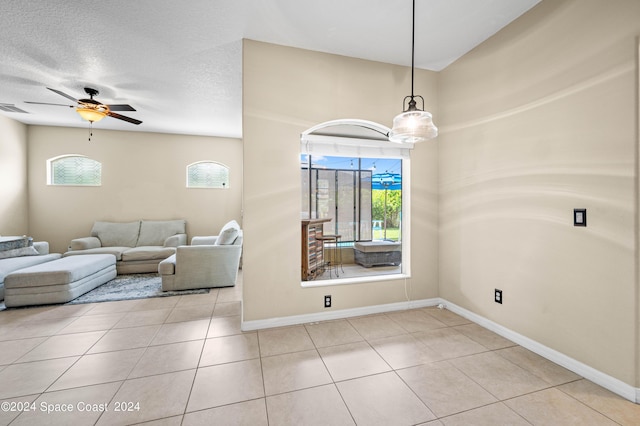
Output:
left=0, top=273, right=638, bottom=425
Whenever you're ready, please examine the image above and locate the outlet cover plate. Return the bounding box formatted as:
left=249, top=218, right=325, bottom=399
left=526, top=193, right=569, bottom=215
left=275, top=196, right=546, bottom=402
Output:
left=324, top=295, right=331, bottom=308
left=495, top=289, right=503, bottom=304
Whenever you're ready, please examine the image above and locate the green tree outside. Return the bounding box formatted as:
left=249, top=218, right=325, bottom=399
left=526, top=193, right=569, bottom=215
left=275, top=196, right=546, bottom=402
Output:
left=372, top=189, right=401, bottom=240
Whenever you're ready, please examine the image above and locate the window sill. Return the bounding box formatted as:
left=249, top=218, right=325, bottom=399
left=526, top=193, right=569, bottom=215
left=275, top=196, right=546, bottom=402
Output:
left=301, top=273, right=411, bottom=288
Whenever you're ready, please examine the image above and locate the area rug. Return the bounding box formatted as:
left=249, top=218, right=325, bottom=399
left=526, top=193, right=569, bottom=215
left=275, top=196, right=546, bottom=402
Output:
left=67, top=273, right=209, bottom=305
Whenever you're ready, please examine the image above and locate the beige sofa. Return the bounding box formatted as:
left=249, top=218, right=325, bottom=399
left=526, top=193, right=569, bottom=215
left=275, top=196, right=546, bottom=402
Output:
left=0, top=241, right=61, bottom=301
left=64, top=220, right=187, bottom=274
left=159, top=220, right=242, bottom=290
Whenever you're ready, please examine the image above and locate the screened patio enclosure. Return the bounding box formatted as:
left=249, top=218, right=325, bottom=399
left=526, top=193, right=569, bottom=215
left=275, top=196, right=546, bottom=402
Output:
left=301, top=158, right=373, bottom=243
left=301, top=155, right=403, bottom=244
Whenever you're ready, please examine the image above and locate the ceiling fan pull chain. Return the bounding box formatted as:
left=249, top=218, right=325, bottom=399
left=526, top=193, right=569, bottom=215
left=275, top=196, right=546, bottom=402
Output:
left=88, top=121, right=93, bottom=142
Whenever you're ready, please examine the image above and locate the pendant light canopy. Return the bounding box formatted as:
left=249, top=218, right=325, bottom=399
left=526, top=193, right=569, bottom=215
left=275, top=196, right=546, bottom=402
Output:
left=389, top=0, right=438, bottom=143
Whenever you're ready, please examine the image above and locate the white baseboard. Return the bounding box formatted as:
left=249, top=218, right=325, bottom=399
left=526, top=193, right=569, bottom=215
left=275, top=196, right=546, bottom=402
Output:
left=241, top=297, right=440, bottom=331
left=442, top=300, right=640, bottom=404
left=241, top=297, right=639, bottom=404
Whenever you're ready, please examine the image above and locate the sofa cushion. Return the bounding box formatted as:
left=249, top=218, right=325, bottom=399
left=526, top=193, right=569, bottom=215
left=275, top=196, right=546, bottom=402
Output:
left=136, top=220, right=186, bottom=247
left=0, top=253, right=62, bottom=283
left=64, top=247, right=129, bottom=261
left=215, top=220, right=240, bottom=245
left=92, top=221, right=141, bottom=247
left=0, top=246, right=39, bottom=259
left=122, top=246, right=177, bottom=262
left=354, top=241, right=401, bottom=253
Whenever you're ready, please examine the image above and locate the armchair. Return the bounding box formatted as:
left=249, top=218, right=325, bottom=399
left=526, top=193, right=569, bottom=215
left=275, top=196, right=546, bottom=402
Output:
left=159, top=225, right=243, bottom=291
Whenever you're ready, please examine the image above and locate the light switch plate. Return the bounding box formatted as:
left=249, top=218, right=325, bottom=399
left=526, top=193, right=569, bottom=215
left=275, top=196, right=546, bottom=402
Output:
left=574, top=209, right=587, bottom=226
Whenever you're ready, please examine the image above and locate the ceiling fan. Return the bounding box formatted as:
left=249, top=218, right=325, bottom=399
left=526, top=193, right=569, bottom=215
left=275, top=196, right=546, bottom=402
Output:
left=26, top=87, right=142, bottom=125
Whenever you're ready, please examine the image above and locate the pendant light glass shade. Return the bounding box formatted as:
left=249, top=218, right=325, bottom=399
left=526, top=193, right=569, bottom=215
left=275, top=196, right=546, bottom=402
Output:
left=389, top=108, right=437, bottom=143
left=389, top=0, right=437, bottom=143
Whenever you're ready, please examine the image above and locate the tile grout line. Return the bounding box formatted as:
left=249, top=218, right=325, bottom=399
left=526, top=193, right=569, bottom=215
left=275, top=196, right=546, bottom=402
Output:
left=553, top=382, right=626, bottom=426
left=179, top=294, right=219, bottom=421
left=303, top=322, right=358, bottom=426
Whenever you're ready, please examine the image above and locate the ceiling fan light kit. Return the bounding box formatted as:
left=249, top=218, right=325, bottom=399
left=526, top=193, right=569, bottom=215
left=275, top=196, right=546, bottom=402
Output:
left=76, top=106, right=108, bottom=123
left=75, top=87, right=108, bottom=123
left=389, top=0, right=438, bottom=143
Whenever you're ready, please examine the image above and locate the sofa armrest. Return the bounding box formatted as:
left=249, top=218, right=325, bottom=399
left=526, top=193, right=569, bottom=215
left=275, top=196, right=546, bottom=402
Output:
left=174, top=244, right=242, bottom=282
left=33, top=241, right=50, bottom=255
left=164, top=233, right=187, bottom=247
left=177, top=244, right=241, bottom=261
left=191, top=236, right=218, bottom=246
left=70, top=236, right=101, bottom=250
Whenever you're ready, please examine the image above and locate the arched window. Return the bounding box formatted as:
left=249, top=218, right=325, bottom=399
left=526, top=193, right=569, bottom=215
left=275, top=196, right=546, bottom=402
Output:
left=187, top=161, right=230, bottom=189
left=300, top=119, right=414, bottom=285
left=47, top=155, right=102, bottom=186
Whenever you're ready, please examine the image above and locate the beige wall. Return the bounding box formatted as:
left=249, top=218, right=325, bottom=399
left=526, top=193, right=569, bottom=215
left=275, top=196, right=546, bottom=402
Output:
left=439, top=0, right=639, bottom=386
left=27, top=126, right=242, bottom=253
left=5, top=0, right=637, bottom=393
left=242, top=40, right=439, bottom=322
left=0, top=115, right=28, bottom=235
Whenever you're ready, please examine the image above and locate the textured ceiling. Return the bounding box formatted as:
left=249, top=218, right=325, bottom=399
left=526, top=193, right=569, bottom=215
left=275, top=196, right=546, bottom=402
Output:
left=0, top=0, right=540, bottom=138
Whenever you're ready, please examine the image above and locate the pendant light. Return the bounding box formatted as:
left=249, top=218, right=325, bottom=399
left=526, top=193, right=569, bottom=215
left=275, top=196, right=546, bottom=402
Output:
left=389, top=0, right=438, bottom=143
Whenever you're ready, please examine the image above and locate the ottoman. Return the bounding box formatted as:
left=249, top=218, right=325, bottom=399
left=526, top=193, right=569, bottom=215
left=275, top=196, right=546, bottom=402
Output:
left=4, top=254, right=117, bottom=308
left=354, top=241, right=402, bottom=267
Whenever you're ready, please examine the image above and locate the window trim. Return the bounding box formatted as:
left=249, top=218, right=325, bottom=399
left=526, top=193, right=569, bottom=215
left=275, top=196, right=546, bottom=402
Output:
left=186, top=160, right=230, bottom=189
left=46, top=154, right=102, bottom=187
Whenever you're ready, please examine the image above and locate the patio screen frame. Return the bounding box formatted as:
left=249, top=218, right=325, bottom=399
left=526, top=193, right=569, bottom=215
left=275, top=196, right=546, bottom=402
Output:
left=301, top=158, right=373, bottom=243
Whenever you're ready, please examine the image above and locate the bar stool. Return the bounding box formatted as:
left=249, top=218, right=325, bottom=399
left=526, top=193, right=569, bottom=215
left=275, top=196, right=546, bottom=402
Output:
left=316, top=234, right=343, bottom=278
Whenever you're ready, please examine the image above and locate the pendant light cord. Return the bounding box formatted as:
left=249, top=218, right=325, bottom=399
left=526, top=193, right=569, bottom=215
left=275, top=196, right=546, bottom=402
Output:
left=411, top=0, right=415, bottom=98
left=389, top=0, right=438, bottom=141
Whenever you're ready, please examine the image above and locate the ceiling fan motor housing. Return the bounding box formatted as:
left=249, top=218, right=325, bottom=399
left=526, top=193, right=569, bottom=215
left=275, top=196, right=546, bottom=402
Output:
left=84, top=87, right=99, bottom=97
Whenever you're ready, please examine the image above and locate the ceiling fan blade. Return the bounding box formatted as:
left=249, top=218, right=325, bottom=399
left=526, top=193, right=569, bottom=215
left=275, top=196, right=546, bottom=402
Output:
left=106, top=104, right=136, bottom=112
left=24, top=101, right=74, bottom=107
left=46, top=87, right=78, bottom=102
left=108, top=111, right=142, bottom=125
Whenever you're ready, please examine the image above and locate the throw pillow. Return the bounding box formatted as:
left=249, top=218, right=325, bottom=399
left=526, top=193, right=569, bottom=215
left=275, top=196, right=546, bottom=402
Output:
left=215, top=220, right=240, bottom=245
left=0, top=246, right=39, bottom=259
left=0, top=236, right=32, bottom=251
